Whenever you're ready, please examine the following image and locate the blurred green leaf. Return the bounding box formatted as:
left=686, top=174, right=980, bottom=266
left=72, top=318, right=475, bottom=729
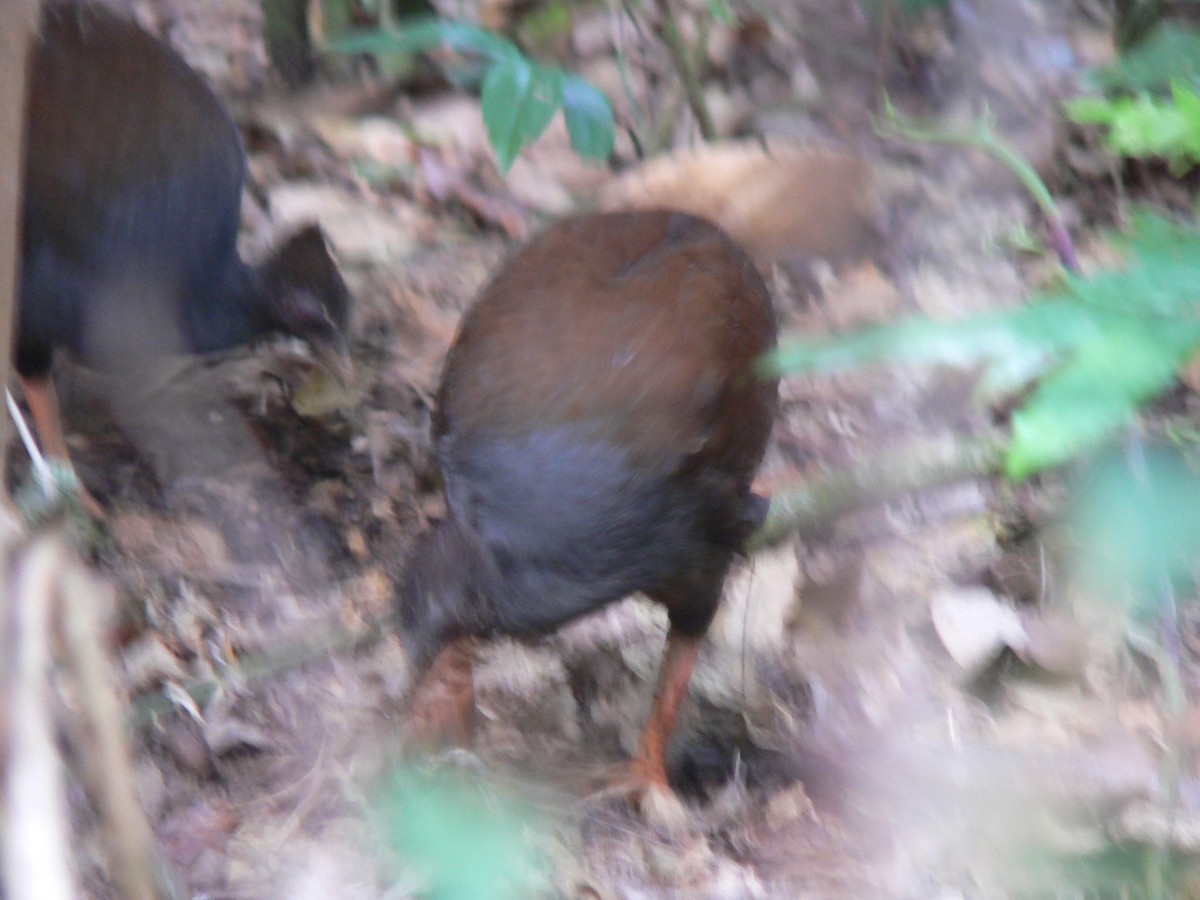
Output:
left=1006, top=328, right=1181, bottom=478
left=327, top=16, right=613, bottom=172
left=373, top=767, right=548, bottom=900
left=767, top=211, right=1200, bottom=478
left=1066, top=81, right=1200, bottom=173
left=1091, top=22, right=1200, bottom=93
left=482, top=56, right=564, bottom=173
left=326, top=16, right=519, bottom=62
left=1071, top=445, right=1200, bottom=615
left=561, top=74, right=615, bottom=161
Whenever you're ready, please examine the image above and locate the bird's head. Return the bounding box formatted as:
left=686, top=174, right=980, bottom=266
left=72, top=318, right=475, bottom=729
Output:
left=260, top=224, right=353, bottom=383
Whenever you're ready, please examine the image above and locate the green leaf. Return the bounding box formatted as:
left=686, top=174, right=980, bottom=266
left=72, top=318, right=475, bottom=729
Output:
left=326, top=17, right=519, bottom=63
left=561, top=74, right=614, bottom=161
left=1066, top=90, right=1200, bottom=171
left=1091, top=23, right=1200, bottom=94
left=373, top=767, right=548, bottom=900
left=767, top=211, right=1200, bottom=480
left=1060, top=210, right=1200, bottom=316
left=1071, top=446, right=1200, bottom=615
left=1005, top=328, right=1182, bottom=478
left=1064, top=95, right=1122, bottom=125
left=481, top=57, right=563, bottom=173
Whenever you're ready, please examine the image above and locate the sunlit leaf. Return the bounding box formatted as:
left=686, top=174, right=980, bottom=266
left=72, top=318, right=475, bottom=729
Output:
left=1066, top=83, right=1200, bottom=172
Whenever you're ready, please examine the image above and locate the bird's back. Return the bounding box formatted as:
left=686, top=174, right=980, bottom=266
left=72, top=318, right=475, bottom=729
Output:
left=432, top=211, right=778, bottom=634
left=20, top=2, right=247, bottom=370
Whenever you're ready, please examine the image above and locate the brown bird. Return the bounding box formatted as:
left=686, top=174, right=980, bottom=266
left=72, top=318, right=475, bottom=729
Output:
left=19, top=2, right=351, bottom=513
left=395, top=210, right=778, bottom=791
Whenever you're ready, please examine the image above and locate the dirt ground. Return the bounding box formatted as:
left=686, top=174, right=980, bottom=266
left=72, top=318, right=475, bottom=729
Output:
left=16, top=0, right=1200, bottom=897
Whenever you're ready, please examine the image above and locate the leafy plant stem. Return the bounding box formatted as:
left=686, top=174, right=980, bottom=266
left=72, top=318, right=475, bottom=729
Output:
left=880, top=100, right=1080, bottom=272
left=651, top=0, right=717, bottom=140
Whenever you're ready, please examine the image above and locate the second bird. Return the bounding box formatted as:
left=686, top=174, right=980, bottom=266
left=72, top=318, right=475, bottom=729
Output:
left=20, top=1, right=352, bottom=512
left=396, top=209, right=779, bottom=792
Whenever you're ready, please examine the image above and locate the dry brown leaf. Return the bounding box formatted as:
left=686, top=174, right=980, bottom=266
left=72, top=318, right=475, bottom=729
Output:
left=417, top=147, right=530, bottom=238
left=598, top=140, right=882, bottom=265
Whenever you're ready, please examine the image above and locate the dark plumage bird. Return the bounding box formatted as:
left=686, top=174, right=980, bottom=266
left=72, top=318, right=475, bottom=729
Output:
left=396, top=210, right=779, bottom=790
left=19, top=2, right=351, bottom=512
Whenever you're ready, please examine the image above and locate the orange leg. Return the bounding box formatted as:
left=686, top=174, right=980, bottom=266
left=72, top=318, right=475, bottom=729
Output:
left=409, top=638, right=478, bottom=746
left=18, top=374, right=104, bottom=518
left=628, top=628, right=704, bottom=789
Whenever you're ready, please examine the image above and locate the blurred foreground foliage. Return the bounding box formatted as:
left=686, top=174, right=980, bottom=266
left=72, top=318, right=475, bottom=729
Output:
left=768, top=211, right=1200, bottom=480
left=372, top=766, right=550, bottom=899
left=1066, top=20, right=1200, bottom=173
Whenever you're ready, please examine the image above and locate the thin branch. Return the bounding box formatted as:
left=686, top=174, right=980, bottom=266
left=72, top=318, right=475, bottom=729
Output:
left=879, top=99, right=1080, bottom=272
left=749, top=430, right=1008, bottom=551
left=651, top=0, right=716, bottom=140
left=60, top=557, right=160, bottom=900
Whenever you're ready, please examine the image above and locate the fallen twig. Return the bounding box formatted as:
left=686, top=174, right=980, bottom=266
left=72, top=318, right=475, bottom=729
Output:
left=61, top=557, right=159, bottom=900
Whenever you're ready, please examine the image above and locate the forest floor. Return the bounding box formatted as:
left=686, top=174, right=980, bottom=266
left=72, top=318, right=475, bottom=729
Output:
left=22, top=0, right=1200, bottom=896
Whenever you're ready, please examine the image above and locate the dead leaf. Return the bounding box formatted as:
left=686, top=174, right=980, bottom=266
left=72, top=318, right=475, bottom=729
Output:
left=931, top=587, right=1028, bottom=674
left=417, top=147, right=530, bottom=237
left=290, top=367, right=359, bottom=418
left=598, top=140, right=882, bottom=265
